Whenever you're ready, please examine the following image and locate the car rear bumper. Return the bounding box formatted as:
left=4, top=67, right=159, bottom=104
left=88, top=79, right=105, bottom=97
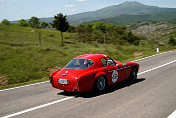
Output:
left=50, top=77, right=80, bottom=92
left=54, top=83, right=80, bottom=92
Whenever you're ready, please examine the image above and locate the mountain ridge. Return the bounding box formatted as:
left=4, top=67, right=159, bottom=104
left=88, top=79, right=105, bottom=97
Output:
left=85, top=12, right=176, bottom=25
left=11, top=1, right=176, bottom=25
left=66, top=1, right=176, bottom=23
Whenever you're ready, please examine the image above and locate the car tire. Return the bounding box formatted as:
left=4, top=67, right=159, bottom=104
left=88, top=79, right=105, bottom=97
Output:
left=95, top=76, right=107, bottom=91
left=129, top=67, right=137, bottom=81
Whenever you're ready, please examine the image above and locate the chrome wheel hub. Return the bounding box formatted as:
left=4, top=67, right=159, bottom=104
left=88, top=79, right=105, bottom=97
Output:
left=97, top=76, right=106, bottom=91
left=132, top=68, right=137, bottom=79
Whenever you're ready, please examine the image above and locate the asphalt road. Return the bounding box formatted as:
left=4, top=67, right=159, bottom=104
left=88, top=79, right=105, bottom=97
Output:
left=0, top=51, right=176, bottom=118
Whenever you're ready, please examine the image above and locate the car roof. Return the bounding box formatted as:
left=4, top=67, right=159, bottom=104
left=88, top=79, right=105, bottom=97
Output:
left=74, top=54, right=107, bottom=61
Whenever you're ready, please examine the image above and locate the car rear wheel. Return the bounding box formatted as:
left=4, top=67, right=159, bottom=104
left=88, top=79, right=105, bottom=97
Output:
left=95, top=76, right=106, bottom=91
left=129, top=67, right=137, bottom=80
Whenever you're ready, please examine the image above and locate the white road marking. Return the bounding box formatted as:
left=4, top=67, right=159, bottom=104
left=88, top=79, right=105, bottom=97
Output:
left=167, top=109, right=176, bottom=118
left=137, top=59, right=176, bottom=75
left=0, top=50, right=174, bottom=92
left=1, top=96, right=75, bottom=118
left=1, top=59, right=176, bottom=118
left=132, top=50, right=173, bottom=62
left=0, top=81, right=50, bottom=92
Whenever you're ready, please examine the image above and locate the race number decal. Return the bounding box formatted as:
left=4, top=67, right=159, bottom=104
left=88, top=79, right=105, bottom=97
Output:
left=112, top=70, right=118, bottom=83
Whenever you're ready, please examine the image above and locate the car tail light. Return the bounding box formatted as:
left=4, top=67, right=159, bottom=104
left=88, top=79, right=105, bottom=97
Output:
left=49, top=76, right=53, bottom=84
left=67, top=80, right=70, bottom=84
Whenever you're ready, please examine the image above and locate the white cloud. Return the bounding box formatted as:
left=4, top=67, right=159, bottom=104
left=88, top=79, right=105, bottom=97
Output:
left=0, top=0, right=6, bottom=2
left=71, top=9, right=76, bottom=12
left=75, top=0, right=86, bottom=2
left=65, top=4, right=75, bottom=8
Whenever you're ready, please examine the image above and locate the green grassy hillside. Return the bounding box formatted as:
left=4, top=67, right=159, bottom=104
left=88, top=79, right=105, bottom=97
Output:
left=0, top=24, right=175, bottom=89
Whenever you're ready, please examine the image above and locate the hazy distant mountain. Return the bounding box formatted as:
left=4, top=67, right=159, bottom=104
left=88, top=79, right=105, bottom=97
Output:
left=86, top=12, right=176, bottom=25
left=11, top=1, right=176, bottom=24
left=67, top=1, right=176, bottom=23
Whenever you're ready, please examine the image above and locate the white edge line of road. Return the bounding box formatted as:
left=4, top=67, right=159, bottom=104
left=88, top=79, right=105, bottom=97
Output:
left=0, top=81, right=50, bottom=92
left=132, top=50, right=173, bottom=62
left=1, top=58, right=176, bottom=118
left=167, top=109, right=176, bottom=118
left=0, top=50, right=174, bottom=92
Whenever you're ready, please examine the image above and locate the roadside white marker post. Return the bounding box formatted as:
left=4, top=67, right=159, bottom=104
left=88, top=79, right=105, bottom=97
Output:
left=157, top=47, right=159, bottom=53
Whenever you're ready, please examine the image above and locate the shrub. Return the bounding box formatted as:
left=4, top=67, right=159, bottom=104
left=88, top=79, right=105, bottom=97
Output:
left=18, top=19, right=28, bottom=27
left=168, top=36, right=176, bottom=46
left=1, top=19, right=10, bottom=25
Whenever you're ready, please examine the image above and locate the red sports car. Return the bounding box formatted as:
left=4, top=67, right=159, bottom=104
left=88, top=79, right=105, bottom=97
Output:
left=49, top=54, right=139, bottom=92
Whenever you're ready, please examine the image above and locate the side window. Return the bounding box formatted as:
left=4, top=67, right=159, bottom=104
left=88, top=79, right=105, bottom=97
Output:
left=101, top=57, right=107, bottom=67
left=64, top=59, right=94, bottom=69
left=84, top=59, right=94, bottom=68
left=107, top=57, right=116, bottom=66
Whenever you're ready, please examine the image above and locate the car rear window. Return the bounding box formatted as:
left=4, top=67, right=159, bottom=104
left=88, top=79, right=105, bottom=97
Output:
left=64, top=59, right=94, bottom=69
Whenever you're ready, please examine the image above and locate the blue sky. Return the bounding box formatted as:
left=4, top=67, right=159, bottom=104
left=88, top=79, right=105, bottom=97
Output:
left=0, top=0, right=176, bottom=22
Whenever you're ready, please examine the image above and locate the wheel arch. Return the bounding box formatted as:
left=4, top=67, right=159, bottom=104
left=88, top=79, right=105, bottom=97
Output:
left=129, top=64, right=138, bottom=80
left=94, top=72, right=108, bottom=89
left=131, top=64, right=139, bottom=72
left=95, top=72, right=107, bottom=79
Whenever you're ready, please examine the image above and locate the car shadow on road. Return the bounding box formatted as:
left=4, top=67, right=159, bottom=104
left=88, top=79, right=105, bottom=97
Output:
left=58, top=78, right=145, bottom=98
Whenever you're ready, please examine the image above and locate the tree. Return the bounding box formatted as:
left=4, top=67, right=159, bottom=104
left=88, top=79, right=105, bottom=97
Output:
left=40, top=21, right=49, bottom=28
left=105, top=23, right=115, bottom=32
left=28, top=16, right=50, bottom=46
left=1, top=19, right=10, bottom=25
left=28, top=16, right=40, bottom=28
left=168, top=36, right=176, bottom=46
left=77, top=24, right=86, bottom=34
left=92, top=22, right=106, bottom=33
left=125, top=31, right=140, bottom=46
left=92, top=22, right=106, bottom=45
left=51, top=13, right=69, bottom=46
left=28, top=17, right=42, bottom=45
left=85, top=23, right=94, bottom=33
left=18, top=19, right=28, bottom=27
left=68, top=26, right=75, bottom=33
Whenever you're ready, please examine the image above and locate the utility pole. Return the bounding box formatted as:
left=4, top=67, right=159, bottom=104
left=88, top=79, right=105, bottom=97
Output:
left=39, top=29, right=41, bottom=46
left=104, top=34, right=106, bottom=46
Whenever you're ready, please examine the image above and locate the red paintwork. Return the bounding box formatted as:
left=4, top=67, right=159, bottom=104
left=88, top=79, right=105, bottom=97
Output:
left=49, top=54, right=139, bottom=92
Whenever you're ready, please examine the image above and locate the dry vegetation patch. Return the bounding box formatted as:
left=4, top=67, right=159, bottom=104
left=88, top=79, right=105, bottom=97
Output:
left=0, top=75, right=8, bottom=86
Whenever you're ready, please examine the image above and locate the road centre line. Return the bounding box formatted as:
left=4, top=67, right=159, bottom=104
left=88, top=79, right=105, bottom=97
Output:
left=137, top=59, right=176, bottom=75
left=1, top=59, right=176, bottom=118
left=1, top=96, right=75, bottom=118
left=0, top=50, right=174, bottom=92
